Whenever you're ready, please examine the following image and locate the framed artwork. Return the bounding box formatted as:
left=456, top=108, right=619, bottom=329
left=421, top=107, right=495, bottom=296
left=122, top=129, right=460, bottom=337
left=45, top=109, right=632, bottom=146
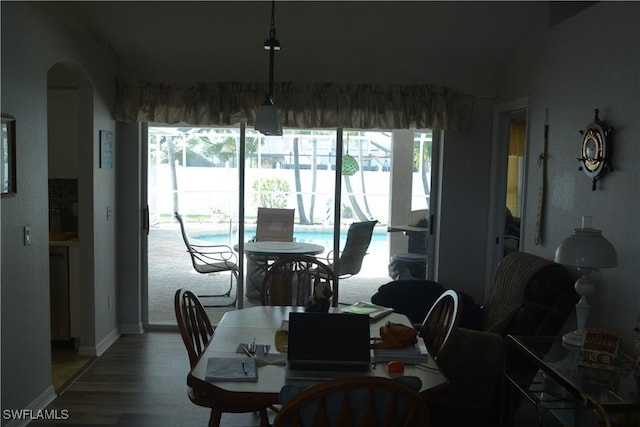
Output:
left=99, top=130, right=114, bottom=169
left=1, top=114, right=17, bottom=197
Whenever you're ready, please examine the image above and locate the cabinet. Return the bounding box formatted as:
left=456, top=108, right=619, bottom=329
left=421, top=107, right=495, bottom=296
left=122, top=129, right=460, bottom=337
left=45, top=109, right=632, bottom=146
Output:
left=49, top=246, right=70, bottom=340
left=503, top=335, right=640, bottom=427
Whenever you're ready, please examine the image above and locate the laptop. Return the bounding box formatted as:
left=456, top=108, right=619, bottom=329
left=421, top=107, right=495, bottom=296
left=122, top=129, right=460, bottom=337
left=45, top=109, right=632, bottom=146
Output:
left=285, top=312, right=371, bottom=380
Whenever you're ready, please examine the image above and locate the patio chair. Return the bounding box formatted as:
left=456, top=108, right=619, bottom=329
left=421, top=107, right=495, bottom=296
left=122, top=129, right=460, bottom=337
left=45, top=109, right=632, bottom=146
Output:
left=175, top=212, right=237, bottom=307
left=245, top=207, right=296, bottom=300
left=326, top=220, right=378, bottom=279
left=255, top=207, right=295, bottom=242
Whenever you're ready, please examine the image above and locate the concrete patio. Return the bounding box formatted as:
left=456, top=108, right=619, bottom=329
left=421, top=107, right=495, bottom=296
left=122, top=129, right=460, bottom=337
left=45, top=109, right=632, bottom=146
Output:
left=148, top=221, right=393, bottom=326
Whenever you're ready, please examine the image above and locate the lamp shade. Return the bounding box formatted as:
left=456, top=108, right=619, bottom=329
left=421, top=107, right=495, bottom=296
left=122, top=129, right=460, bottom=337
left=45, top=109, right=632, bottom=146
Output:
left=255, top=96, right=282, bottom=136
left=554, top=227, right=617, bottom=269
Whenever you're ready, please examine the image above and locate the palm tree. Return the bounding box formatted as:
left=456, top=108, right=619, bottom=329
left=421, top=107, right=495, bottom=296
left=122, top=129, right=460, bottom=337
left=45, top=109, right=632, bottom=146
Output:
left=159, top=135, right=180, bottom=216
left=342, top=131, right=380, bottom=222
left=414, top=135, right=432, bottom=206
left=292, top=137, right=310, bottom=224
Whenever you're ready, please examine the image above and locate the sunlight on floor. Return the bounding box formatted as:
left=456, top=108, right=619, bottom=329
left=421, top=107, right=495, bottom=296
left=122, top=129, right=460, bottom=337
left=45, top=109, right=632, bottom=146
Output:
left=51, top=345, right=94, bottom=393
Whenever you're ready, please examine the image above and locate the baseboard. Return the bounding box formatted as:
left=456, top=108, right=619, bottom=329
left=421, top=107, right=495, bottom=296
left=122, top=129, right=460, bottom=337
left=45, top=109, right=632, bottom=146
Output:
left=95, top=327, right=120, bottom=356
left=119, top=321, right=145, bottom=334
left=78, top=327, right=120, bottom=357
left=3, top=385, right=57, bottom=427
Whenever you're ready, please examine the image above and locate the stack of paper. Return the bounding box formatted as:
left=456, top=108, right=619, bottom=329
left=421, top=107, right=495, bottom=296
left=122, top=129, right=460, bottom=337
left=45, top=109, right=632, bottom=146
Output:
left=205, top=357, right=258, bottom=382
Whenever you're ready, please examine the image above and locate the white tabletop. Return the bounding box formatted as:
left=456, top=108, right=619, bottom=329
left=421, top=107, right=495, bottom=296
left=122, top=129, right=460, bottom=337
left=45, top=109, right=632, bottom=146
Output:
left=243, top=241, right=324, bottom=257
left=187, top=306, right=448, bottom=404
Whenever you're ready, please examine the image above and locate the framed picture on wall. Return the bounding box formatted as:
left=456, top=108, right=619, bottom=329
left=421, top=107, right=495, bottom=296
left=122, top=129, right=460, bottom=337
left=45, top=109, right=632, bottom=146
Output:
left=99, top=130, right=113, bottom=169
left=1, top=114, right=17, bottom=197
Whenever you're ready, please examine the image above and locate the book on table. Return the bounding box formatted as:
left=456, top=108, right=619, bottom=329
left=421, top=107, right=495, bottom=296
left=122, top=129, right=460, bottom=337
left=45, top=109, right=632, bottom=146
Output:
left=373, top=344, right=430, bottom=363
left=342, top=301, right=394, bottom=320
left=205, top=357, right=258, bottom=382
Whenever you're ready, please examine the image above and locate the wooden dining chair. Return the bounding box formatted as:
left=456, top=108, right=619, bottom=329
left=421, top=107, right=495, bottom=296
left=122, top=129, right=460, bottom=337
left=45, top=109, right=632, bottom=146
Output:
left=261, top=255, right=338, bottom=307
left=273, top=376, right=430, bottom=427
left=418, top=289, right=461, bottom=361
left=174, top=288, right=271, bottom=427
left=175, top=288, right=216, bottom=369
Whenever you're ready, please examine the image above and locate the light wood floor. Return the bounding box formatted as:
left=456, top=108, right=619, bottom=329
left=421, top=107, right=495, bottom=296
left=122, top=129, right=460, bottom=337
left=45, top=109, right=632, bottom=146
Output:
left=34, top=332, right=273, bottom=427
left=51, top=344, right=94, bottom=393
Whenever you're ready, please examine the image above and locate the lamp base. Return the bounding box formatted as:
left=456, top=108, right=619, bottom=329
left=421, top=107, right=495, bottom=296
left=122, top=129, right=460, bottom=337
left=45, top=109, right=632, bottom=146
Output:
left=562, top=330, right=585, bottom=347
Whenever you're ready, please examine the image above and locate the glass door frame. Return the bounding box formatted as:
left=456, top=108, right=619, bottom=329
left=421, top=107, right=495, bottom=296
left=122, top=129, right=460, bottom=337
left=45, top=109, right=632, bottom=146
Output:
left=141, top=123, right=437, bottom=324
left=236, top=126, right=345, bottom=308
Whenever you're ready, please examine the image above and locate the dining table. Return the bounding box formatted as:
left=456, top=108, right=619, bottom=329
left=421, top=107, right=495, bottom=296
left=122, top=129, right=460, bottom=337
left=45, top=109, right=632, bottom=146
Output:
left=239, top=241, right=325, bottom=300
left=187, top=305, right=449, bottom=418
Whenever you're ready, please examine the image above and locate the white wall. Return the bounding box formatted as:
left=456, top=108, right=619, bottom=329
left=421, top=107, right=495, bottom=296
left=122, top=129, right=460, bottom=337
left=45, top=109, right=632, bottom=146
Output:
left=498, top=2, right=640, bottom=349
left=1, top=2, right=117, bottom=419
left=116, top=123, right=144, bottom=334
left=437, top=99, right=494, bottom=302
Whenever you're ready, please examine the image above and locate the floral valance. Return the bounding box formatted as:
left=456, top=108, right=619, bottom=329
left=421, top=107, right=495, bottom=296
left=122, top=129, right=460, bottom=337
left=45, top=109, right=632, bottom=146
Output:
left=115, top=80, right=474, bottom=132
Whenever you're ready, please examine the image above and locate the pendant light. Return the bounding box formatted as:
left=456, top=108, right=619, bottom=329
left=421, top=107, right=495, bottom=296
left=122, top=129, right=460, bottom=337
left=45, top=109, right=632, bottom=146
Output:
left=255, top=1, right=282, bottom=136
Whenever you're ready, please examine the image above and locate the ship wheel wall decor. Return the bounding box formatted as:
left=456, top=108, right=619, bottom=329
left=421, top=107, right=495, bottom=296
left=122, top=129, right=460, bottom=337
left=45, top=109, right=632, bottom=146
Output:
left=578, top=109, right=613, bottom=191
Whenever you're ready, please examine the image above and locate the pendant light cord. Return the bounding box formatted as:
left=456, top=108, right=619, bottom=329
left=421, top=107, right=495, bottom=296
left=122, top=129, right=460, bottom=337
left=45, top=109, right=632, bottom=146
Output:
left=270, top=1, right=277, bottom=40
left=266, top=1, right=278, bottom=97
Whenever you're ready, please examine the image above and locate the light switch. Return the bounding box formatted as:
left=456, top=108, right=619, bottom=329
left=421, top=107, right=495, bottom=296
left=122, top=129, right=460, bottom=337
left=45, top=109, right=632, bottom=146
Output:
left=24, top=226, right=32, bottom=246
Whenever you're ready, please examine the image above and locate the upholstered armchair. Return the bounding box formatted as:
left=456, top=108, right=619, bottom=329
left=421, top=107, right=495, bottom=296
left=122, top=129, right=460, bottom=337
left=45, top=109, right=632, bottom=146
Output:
left=427, top=252, right=578, bottom=426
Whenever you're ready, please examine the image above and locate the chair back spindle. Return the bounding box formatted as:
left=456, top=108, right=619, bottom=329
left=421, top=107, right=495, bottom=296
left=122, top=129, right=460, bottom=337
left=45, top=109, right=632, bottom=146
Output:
left=274, top=376, right=430, bottom=427
left=262, top=256, right=338, bottom=307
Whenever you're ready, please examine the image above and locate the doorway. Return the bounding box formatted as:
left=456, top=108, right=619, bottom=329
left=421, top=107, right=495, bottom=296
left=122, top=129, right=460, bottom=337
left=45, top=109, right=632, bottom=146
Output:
left=47, top=62, right=95, bottom=392
left=504, top=110, right=526, bottom=257
left=486, top=99, right=529, bottom=289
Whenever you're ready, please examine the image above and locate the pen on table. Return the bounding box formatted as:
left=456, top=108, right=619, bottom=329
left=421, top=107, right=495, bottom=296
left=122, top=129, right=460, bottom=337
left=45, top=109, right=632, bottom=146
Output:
left=242, top=361, right=248, bottom=376
left=242, top=346, right=255, bottom=358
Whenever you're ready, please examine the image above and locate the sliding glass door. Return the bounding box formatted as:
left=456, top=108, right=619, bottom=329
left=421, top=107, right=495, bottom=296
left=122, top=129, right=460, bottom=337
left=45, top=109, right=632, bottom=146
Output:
left=144, top=125, right=434, bottom=326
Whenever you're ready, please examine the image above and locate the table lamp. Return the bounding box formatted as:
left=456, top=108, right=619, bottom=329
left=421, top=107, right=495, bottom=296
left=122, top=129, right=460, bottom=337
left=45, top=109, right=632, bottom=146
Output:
left=554, top=216, right=617, bottom=346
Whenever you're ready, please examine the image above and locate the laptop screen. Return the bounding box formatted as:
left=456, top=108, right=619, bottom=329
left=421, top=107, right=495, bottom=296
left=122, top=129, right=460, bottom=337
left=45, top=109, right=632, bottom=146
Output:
left=287, top=312, right=371, bottom=365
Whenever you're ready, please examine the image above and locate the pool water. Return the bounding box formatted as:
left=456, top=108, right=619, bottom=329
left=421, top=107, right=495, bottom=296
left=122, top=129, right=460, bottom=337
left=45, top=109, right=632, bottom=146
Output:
left=193, top=229, right=389, bottom=254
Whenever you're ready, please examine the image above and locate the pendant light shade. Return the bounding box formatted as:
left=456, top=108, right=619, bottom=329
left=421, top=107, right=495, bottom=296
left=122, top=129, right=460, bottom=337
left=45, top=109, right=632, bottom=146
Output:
left=255, top=95, right=282, bottom=136
left=255, top=1, right=282, bottom=136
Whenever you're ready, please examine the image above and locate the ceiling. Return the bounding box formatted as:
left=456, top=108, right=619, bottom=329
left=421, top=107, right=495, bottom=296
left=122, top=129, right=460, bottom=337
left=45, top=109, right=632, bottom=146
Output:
left=33, top=1, right=552, bottom=85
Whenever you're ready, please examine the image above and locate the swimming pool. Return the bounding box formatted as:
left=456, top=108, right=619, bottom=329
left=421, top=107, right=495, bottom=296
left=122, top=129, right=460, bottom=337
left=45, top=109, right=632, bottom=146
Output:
left=192, top=228, right=389, bottom=253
